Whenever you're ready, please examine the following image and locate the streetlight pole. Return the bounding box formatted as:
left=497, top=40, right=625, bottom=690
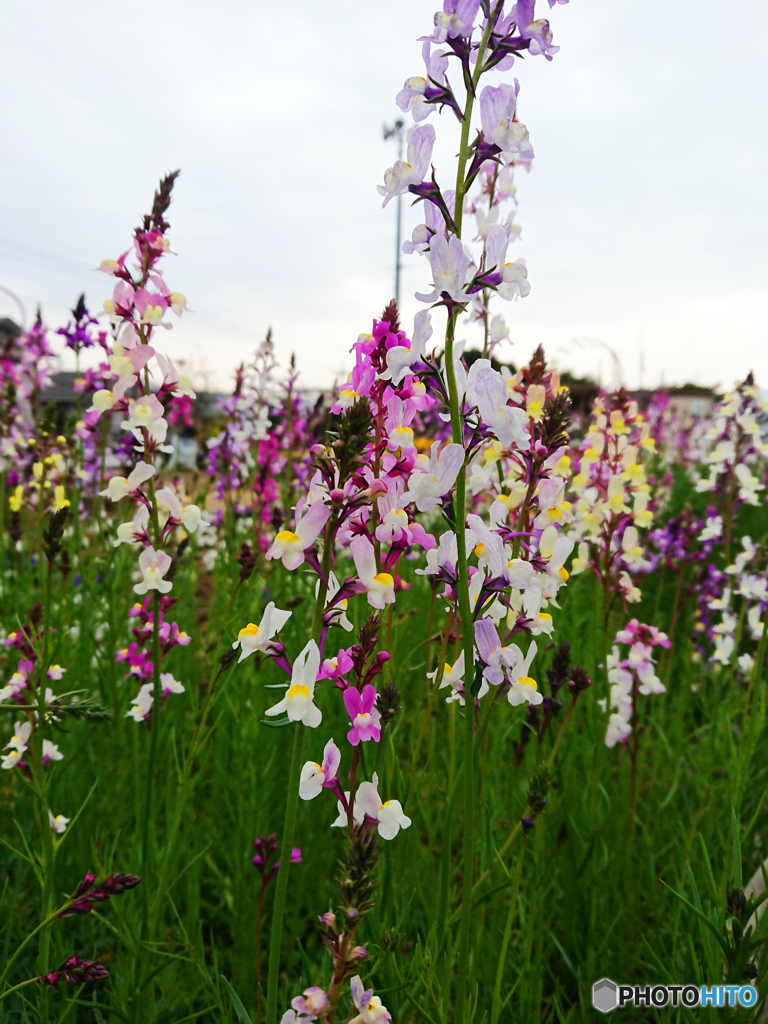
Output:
left=383, top=119, right=405, bottom=306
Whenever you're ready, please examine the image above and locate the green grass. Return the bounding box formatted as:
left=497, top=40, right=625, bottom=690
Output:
left=1, top=489, right=767, bottom=1023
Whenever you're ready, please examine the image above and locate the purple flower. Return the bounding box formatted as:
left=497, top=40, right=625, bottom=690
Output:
left=421, top=0, right=481, bottom=42
left=40, top=956, right=109, bottom=986
left=291, top=986, right=328, bottom=1018
left=343, top=684, right=382, bottom=746
left=414, top=233, right=471, bottom=305
left=479, top=82, right=534, bottom=162
left=512, top=0, right=561, bottom=59
left=60, top=872, right=141, bottom=916
left=377, top=124, right=436, bottom=207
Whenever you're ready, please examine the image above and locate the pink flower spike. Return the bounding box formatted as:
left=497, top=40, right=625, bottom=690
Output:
left=344, top=684, right=382, bottom=746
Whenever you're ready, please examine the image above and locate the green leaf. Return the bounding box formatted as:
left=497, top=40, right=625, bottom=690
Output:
left=552, top=993, right=567, bottom=1024
left=697, top=833, right=719, bottom=905
left=730, top=808, right=742, bottom=890
left=660, top=879, right=730, bottom=958
left=641, top=936, right=673, bottom=984
left=221, top=975, right=253, bottom=1024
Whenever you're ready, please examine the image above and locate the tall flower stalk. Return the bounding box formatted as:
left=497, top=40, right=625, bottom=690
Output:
left=381, top=2, right=569, bottom=1015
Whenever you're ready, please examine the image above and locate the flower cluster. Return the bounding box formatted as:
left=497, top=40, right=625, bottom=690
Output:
left=86, top=175, right=202, bottom=726
left=694, top=375, right=768, bottom=547
left=60, top=871, right=141, bottom=916
left=568, top=389, right=656, bottom=605
left=707, top=536, right=766, bottom=672
left=602, top=620, right=670, bottom=747
left=1, top=622, right=66, bottom=771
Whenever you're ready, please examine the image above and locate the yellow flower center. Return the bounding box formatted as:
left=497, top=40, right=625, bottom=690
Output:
left=373, top=572, right=394, bottom=586
left=443, top=662, right=452, bottom=676
left=287, top=684, right=310, bottom=700
left=239, top=623, right=259, bottom=637
left=558, top=568, right=569, bottom=581
left=538, top=613, right=552, bottom=622
left=275, top=530, right=300, bottom=544
left=518, top=676, right=538, bottom=690
left=528, top=401, right=543, bottom=420
left=547, top=507, right=562, bottom=522
left=475, top=543, right=485, bottom=556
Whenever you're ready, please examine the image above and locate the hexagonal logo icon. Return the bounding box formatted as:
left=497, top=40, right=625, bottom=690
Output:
left=593, top=978, right=618, bottom=1013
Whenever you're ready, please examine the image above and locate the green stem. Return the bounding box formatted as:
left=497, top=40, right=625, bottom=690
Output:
left=449, top=10, right=500, bottom=1015
left=135, top=447, right=164, bottom=1018
left=0, top=975, right=42, bottom=1003
left=264, top=514, right=337, bottom=1023
left=0, top=893, right=81, bottom=999
left=445, top=308, right=477, bottom=1022
left=264, top=721, right=306, bottom=1023
left=490, top=839, right=527, bottom=1024
left=141, top=591, right=163, bottom=886
left=35, top=559, right=55, bottom=1024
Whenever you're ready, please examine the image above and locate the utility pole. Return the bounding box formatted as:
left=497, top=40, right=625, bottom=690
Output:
left=383, top=119, right=405, bottom=306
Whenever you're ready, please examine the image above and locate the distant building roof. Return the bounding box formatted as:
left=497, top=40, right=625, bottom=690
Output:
left=40, top=371, right=78, bottom=405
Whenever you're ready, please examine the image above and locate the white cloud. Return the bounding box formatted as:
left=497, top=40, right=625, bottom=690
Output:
left=1, top=0, right=766, bottom=392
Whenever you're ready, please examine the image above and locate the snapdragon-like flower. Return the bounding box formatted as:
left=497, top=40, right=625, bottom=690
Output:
left=415, top=233, right=472, bottom=305
left=133, top=547, right=173, bottom=595
left=282, top=986, right=329, bottom=1024
left=299, top=738, right=341, bottom=800
left=99, top=462, right=156, bottom=502
left=402, top=440, right=465, bottom=511
left=379, top=309, right=433, bottom=385
left=2, top=719, right=32, bottom=769
left=377, top=123, right=436, bottom=207
left=121, top=394, right=172, bottom=453
left=467, top=360, right=531, bottom=449
left=43, top=740, right=63, bottom=764
left=355, top=772, right=411, bottom=840
left=385, top=395, right=417, bottom=451
left=428, top=651, right=472, bottom=705
left=475, top=614, right=536, bottom=696
left=155, top=486, right=202, bottom=533
left=265, top=640, right=322, bottom=727
left=0, top=658, right=34, bottom=701
left=318, top=573, right=353, bottom=631
left=114, top=505, right=150, bottom=547
left=344, top=684, right=382, bottom=745
left=233, top=602, right=292, bottom=662
left=350, top=536, right=396, bottom=609
left=349, top=974, right=392, bottom=1024
left=604, top=621, right=669, bottom=747
left=479, top=82, right=533, bottom=161
left=266, top=501, right=330, bottom=571
left=126, top=673, right=184, bottom=722
left=48, top=809, right=70, bottom=833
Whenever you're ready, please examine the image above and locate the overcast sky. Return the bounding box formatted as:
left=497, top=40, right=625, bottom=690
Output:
left=2, top=1, right=767, bottom=393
